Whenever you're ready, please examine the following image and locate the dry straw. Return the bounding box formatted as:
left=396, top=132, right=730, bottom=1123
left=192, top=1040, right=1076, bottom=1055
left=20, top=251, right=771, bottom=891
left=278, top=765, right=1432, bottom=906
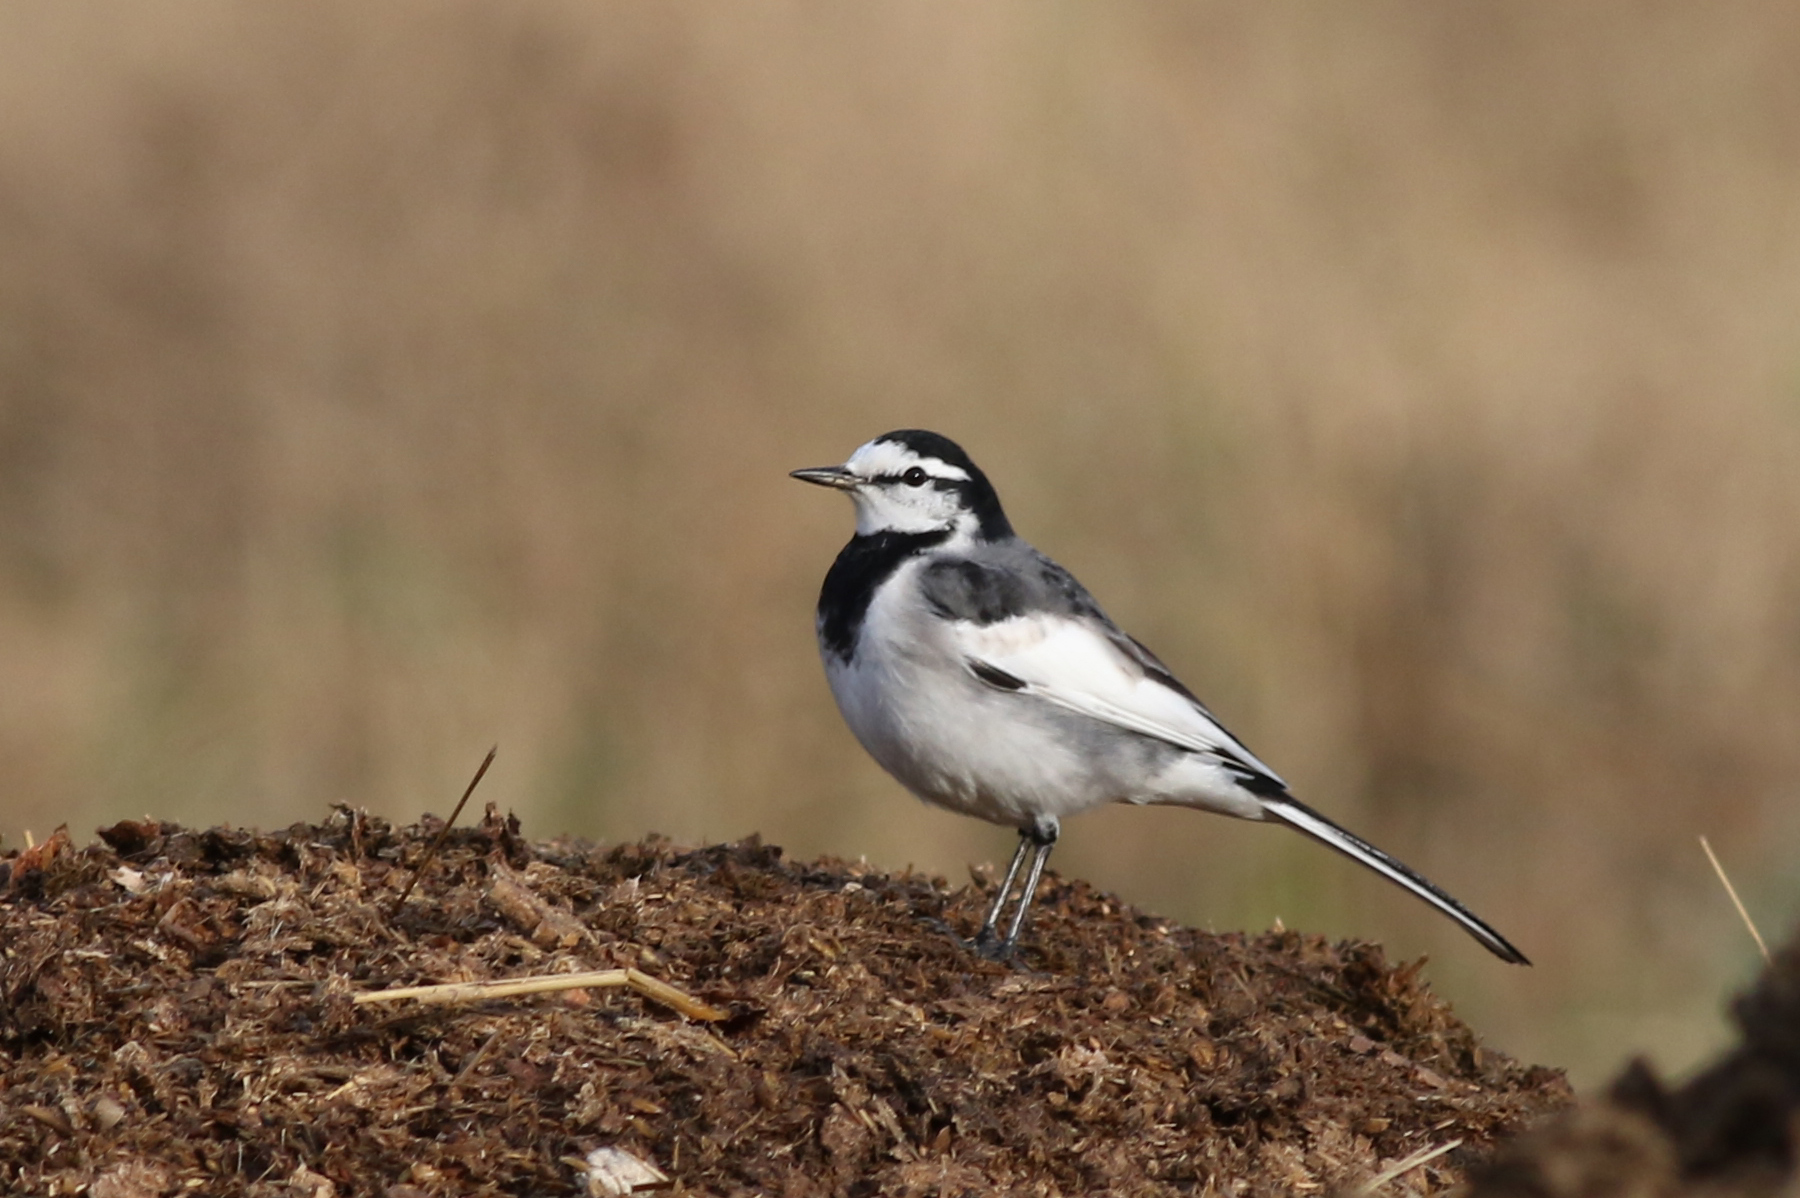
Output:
left=1355, top=1138, right=1464, bottom=1195
left=353, top=967, right=729, bottom=1023
left=1699, top=835, right=1771, bottom=964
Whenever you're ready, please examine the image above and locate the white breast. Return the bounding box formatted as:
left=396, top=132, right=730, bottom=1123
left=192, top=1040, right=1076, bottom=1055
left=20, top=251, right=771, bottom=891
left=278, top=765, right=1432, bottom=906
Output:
left=822, top=560, right=1123, bottom=829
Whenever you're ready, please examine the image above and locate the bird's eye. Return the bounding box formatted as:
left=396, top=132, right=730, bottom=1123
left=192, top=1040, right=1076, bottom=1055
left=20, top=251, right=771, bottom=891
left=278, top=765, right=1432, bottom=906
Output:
left=902, top=467, right=928, bottom=487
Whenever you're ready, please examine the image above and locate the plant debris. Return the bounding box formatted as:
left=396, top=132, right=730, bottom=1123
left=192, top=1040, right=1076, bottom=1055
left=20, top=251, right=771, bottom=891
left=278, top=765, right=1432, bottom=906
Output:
left=352, top=968, right=728, bottom=1023
left=0, top=806, right=1570, bottom=1196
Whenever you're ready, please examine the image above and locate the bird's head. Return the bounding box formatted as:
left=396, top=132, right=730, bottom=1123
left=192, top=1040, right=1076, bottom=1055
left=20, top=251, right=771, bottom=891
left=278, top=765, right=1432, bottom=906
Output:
left=791, top=429, right=1012, bottom=540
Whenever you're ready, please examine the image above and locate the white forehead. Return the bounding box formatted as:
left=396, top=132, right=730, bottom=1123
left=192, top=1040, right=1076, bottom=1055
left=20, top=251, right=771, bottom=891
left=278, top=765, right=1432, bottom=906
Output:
left=846, top=438, right=971, bottom=481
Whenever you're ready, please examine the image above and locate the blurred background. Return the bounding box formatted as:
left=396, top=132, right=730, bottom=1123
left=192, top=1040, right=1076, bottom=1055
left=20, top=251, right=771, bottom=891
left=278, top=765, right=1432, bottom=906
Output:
left=3, top=1, right=1799, bottom=1089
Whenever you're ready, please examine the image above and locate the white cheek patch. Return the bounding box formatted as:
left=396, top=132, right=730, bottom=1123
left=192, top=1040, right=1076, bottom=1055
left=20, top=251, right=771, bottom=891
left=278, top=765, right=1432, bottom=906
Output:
left=842, top=441, right=977, bottom=535
left=852, top=488, right=958, bottom=535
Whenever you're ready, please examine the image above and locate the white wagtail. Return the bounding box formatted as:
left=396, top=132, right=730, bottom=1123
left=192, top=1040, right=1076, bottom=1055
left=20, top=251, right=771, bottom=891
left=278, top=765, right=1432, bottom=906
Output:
left=792, top=429, right=1528, bottom=964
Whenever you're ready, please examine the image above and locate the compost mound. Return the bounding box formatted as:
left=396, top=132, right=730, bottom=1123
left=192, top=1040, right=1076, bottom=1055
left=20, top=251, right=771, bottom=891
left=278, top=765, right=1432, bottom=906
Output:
left=1469, top=928, right=1800, bottom=1198
left=0, top=807, right=1569, bottom=1196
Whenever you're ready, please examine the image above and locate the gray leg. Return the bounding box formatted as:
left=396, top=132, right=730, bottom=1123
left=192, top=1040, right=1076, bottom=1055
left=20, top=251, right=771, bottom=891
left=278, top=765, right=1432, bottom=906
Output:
left=974, top=833, right=1032, bottom=951
left=972, top=817, right=1059, bottom=959
left=999, top=836, right=1054, bottom=950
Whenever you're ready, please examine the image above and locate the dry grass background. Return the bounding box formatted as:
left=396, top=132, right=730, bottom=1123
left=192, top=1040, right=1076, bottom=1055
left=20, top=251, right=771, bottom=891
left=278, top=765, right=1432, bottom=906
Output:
left=2, top=1, right=1798, bottom=1088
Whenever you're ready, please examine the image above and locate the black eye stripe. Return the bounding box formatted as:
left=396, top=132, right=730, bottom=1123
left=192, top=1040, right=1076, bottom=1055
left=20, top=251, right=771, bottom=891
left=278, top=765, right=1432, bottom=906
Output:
left=874, top=470, right=959, bottom=488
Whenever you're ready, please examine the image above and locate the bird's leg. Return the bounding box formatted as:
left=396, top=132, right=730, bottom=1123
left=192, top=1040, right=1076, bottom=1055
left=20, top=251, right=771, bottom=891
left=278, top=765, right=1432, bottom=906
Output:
left=999, top=819, right=1058, bottom=952
left=970, top=817, right=1059, bottom=960
left=973, top=832, right=1033, bottom=955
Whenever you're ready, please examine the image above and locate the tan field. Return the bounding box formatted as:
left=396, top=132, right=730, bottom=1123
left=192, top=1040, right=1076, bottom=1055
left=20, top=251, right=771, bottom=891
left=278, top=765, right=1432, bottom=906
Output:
left=2, top=2, right=1798, bottom=1088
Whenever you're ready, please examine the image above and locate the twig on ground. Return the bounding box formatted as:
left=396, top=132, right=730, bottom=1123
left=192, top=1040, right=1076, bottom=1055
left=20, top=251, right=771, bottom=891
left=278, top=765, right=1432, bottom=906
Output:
left=392, top=745, right=497, bottom=913
left=1356, top=1138, right=1463, bottom=1194
left=1700, top=834, right=1771, bottom=964
left=352, top=967, right=730, bottom=1022
left=450, top=1028, right=505, bottom=1089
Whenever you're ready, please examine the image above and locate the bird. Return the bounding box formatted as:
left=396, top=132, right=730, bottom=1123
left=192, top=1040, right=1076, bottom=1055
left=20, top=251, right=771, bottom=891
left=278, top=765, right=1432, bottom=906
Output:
left=791, top=429, right=1528, bottom=964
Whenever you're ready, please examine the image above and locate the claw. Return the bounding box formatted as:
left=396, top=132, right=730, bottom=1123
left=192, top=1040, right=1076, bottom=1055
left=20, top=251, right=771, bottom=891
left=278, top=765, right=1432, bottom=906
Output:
left=971, top=928, right=1015, bottom=962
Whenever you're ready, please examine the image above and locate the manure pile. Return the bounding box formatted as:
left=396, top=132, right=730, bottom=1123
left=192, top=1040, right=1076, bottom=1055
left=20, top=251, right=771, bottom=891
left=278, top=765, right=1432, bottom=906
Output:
left=1469, top=927, right=1800, bottom=1198
left=1, top=807, right=1571, bottom=1196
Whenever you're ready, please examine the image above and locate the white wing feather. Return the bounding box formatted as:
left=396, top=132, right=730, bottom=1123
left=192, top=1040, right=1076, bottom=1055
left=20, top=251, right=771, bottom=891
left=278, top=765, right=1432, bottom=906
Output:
left=952, top=614, right=1286, bottom=787
left=942, top=601, right=1531, bottom=963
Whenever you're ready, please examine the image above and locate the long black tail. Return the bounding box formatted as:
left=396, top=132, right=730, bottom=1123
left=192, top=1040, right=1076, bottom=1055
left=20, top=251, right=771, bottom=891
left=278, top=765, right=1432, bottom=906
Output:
left=1261, top=794, right=1530, bottom=965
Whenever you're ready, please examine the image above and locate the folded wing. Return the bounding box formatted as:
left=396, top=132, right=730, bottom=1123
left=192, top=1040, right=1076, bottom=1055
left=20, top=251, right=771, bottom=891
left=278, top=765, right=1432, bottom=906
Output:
left=926, top=556, right=1531, bottom=965
left=951, top=611, right=1289, bottom=794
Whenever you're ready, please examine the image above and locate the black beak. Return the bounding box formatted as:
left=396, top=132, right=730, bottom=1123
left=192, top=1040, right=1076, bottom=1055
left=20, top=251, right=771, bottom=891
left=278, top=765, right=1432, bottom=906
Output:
left=789, top=465, right=860, bottom=490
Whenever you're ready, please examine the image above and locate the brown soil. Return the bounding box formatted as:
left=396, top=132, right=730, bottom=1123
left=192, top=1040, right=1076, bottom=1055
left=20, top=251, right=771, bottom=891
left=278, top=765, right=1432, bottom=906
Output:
left=0, top=807, right=1571, bottom=1197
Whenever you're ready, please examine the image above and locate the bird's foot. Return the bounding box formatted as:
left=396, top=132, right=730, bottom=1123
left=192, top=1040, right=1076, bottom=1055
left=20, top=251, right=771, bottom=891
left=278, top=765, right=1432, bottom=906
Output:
left=969, top=928, right=1018, bottom=963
